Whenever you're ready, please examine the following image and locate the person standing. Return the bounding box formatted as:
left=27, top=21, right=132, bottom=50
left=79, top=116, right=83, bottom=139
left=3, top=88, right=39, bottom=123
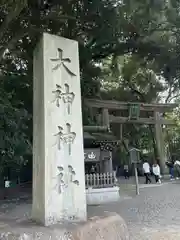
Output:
left=123, top=164, right=129, bottom=179
left=143, top=160, right=151, bottom=184
left=90, top=165, right=95, bottom=174
left=152, top=162, right=161, bottom=183
left=4, top=177, right=10, bottom=199
left=166, top=160, right=174, bottom=180
left=174, top=160, right=180, bottom=180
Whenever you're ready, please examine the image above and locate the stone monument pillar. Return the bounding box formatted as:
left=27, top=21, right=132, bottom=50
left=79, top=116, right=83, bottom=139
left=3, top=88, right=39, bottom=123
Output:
left=32, top=33, right=87, bottom=226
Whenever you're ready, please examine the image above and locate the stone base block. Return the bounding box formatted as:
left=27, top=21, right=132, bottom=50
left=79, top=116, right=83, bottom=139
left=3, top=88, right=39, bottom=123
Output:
left=0, top=213, right=129, bottom=240
left=86, top=187, right=120, bottom=205
left=72, top=212, right=129, bottom=240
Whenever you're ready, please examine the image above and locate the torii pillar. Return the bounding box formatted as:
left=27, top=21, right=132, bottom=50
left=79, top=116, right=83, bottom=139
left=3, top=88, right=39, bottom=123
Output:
left=154, top=111, right=167, bottom=174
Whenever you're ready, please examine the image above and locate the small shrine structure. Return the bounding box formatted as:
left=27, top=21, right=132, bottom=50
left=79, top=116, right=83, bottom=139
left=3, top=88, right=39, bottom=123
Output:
left=83, top=131, right=119, bottom=174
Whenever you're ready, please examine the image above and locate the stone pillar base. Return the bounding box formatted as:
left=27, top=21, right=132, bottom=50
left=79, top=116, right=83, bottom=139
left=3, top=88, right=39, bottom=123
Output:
left=0, top=213, right=129, bottom=240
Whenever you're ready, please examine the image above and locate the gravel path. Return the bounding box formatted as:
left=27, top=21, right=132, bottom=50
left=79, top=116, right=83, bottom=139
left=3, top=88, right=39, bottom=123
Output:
left=88, top=181, right=180, bottom=239
left=1, top=181, right=180, bottom=239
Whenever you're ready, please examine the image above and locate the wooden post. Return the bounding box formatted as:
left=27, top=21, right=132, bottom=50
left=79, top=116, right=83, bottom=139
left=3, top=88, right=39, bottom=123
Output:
left=100, top=108, right=110, bottom=173
left=154, top=111, right=166, bottom=174
left=99, top=149, right=103, bottom=173
left=134, top=163, right=139, bottom=195
left=89, top=107, right=93, bottom=122
left=129, top=148, right=140, bottom=195
left=102, top=108, right=110, bottom=131
left=120, top=124, right=123, bottom=140
left=109, top=151, right=113, bottom=173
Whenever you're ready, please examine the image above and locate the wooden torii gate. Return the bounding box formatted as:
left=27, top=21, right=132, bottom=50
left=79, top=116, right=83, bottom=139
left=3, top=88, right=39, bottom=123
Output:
left=84, top=99, right=178, bottom=173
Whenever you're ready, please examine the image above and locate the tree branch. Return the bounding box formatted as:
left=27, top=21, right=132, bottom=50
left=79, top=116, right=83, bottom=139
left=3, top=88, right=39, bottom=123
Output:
left=0, top=30, right=29, bottom=63
left=165, top=85, right=173, bottom=103
left=92, top=39, right=164, bottom=61
left=0, top=0, right=27, bottom=42
left=168, top=93, right=180, bottom=103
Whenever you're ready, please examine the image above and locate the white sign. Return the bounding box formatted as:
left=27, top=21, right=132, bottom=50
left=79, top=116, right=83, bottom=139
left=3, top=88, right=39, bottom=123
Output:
left=84, top=148, right=100, bottom=162
left=5, top=180, right=10, bottom=188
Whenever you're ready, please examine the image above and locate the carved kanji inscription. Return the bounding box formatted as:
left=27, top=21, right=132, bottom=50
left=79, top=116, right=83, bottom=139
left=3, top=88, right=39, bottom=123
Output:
left=51, top=48, right=76, bottom=76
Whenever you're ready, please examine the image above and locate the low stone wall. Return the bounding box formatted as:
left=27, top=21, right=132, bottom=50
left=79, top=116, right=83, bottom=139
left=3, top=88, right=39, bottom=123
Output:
left=86, top=186, right=120, bottom=205
left=0, top=213, right=129, bottom=240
